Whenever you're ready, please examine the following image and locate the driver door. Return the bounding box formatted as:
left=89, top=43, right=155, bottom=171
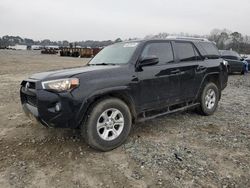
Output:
left=137, top=41, right=181, bottom=111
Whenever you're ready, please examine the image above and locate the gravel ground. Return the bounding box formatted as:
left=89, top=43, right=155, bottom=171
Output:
left=0, top=50, right=249, bottom=188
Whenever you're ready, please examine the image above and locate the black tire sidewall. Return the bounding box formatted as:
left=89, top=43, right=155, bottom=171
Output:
left=200, top=83, right=219, bottom=115
left=84, top=98, right=132, bottom=151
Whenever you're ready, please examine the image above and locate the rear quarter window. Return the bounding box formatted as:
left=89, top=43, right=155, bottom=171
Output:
left=198, top=42, right=220, bottom=59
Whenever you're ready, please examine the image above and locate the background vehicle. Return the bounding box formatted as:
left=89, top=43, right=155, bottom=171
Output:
left=220, top=50, right=245, bottom=74
left=245, top=58, right=250, bottom=70
left=21, top=39, right=228, bottom=151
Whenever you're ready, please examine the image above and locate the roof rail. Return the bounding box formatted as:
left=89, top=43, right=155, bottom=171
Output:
left=166, top=36, right=209, bottom=42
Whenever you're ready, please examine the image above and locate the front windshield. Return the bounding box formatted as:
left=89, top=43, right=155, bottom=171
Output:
left=89, top=42, right=139, bottom=65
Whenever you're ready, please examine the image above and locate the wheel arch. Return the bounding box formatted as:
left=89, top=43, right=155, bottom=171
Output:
left=196, top=73, right=222, bottom=101
left=77, top=88, right=137, bottom=128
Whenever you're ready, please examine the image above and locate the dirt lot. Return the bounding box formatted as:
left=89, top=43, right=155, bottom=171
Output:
left=0, top=50, right=249, bottom=188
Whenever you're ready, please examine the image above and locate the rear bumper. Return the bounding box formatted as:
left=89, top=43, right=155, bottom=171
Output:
left=220, top=64, right=228, bottom=90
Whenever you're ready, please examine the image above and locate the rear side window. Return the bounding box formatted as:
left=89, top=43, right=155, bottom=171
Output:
left=141, top=42, right=174, bottom=64
left=175, top=42, right=201, bottom=62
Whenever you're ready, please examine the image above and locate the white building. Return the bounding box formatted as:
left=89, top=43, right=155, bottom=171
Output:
left=8, top=44, right=27, bottom=50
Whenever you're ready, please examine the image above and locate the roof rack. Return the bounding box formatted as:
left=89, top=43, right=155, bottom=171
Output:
left=166, top=36, right=209, bottom=42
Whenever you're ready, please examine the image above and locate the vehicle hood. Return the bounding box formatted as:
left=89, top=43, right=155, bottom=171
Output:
left=29, top=65, right=119, bottom=80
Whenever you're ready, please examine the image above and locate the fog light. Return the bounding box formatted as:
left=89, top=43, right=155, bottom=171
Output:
left=55, top=103, right=61, bottom=112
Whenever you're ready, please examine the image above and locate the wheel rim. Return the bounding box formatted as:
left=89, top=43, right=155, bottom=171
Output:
left=97, top=108, right=124, bottom=141
left=205, top=89, right=216, bottom=110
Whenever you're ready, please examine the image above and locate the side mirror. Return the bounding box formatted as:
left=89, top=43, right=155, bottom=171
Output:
left=139, top=56, right=159, bottom=67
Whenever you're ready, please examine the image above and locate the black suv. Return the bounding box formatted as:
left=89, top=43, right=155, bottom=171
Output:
left=21, top=39, right=228, bottom=151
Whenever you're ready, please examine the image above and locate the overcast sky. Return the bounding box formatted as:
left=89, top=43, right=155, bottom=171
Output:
left=0, top=0, right=250, bottom=41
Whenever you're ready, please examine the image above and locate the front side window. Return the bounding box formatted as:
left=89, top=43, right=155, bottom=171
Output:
left=89, top=42, right=139, bottom=65
left=141, top=42, right=174, bottom=65
left=175, top=42, right=200, bottom=62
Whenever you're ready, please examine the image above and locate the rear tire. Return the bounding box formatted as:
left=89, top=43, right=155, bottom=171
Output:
left=82, top=98, right=132, bottom=151
left=198, top=82, right=219, bottom=116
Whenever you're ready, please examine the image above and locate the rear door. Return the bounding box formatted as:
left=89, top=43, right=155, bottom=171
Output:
left=173, top=41, right=205, bottom=101
left=137, top=41, right=181, bottom=110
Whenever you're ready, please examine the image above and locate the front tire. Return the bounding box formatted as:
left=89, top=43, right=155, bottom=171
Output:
left=198, top=82, right=219, bottom=116
left=82, top=98, right=132, bottom=151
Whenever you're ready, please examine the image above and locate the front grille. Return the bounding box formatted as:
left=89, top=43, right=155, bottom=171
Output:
left=21, top=80, right=38, bottom=107
left=26, top=95, right=37, bottom=107
left=28, top=82, right=36, bottom=89
left=21, top=81, right=36, bottom=89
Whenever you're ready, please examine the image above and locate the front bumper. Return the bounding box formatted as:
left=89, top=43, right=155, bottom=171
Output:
left=20, top=80, right=81, bottom=128
left=22, top=103, right=38, bottom=117
left=22, top=102, right=50, bottom=127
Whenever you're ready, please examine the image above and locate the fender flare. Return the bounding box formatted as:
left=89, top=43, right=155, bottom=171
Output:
left=76, top=86, right=136, bottom=127
left=195, top=72, right=221, bottom=100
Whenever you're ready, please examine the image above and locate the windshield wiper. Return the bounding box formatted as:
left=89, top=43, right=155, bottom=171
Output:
left=89, top=63, right=117, bottom=66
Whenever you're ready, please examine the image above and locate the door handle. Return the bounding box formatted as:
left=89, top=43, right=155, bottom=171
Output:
left=171, top=69, right=181, bottom=74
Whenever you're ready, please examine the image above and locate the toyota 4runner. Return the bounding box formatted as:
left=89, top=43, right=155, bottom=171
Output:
left=20, top=38, right=228, bottom=151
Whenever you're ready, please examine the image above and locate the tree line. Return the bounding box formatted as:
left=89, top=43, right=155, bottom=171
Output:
left=1, top=29, right=250, bottom=54
left=0, top=36, right=122, bottom=49
left=145, top=29, right=250, bottom=54
left=208, top=29, right=250, bottom=54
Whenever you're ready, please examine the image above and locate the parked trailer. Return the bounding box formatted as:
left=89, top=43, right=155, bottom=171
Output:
left=60, top=48, right=93, bottom=58
left=41, top=48, right=58, bottom=55
left=60, top=47, right=103, bottom=58
left=92, top=48, right=102, bottom=56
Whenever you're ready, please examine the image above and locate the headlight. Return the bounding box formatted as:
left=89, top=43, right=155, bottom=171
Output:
left=42, top=78, right=79, bottom=92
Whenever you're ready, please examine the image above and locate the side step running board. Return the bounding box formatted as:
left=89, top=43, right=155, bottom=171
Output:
left=138, top=103, right=200, bottom=122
